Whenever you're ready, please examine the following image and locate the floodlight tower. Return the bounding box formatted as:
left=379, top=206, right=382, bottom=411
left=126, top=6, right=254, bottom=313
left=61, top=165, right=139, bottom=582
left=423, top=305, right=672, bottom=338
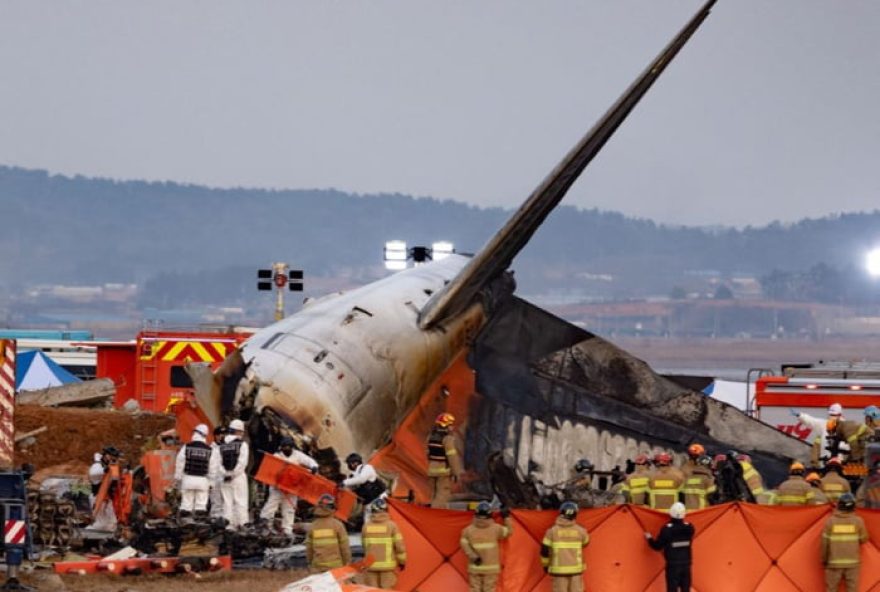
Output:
left=383, top=240, right=456, bottom=270
left=257, top=263, right=304, bottom=321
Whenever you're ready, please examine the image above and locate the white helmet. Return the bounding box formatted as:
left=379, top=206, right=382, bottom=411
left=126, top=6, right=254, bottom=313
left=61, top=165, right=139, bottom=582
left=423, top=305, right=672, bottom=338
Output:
left=669, top=502, right=686, bottom=520
left=828, top=403, right=843, bottom=417
left=193, top=423, right=209, bottom=438
left=229, top=419, right=246, bottom=433
left=93, top=452, right=103, bottom=462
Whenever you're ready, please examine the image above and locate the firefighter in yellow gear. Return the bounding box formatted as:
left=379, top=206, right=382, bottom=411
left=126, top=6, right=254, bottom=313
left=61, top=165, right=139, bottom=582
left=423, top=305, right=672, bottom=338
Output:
left=819, top=457, right=851, bottom=504
left=541, top=501, right=589, bottom=592
left=427, top=412, right=463, bottom=508
left=806, top=472, right=829, bottom=504
left=459, top=501, right=513, bottom=592
left=648, top=453, right=684, bottom=511
left=822, top=493, right=869, bottom=592
left=621, top=454, right=651, bottom=506
left=775, top=461, right=815, bottom=506
left=827, top=418, right=869, bottom=464
left=305, top=494, right=351, bottom=573
left=360, top=498, right=405, bottom=589
left=682, top=455, right=716, bottom=510
left=681, top=443, right=705, bottom=478
left=736, top=453, right=766, bottom=501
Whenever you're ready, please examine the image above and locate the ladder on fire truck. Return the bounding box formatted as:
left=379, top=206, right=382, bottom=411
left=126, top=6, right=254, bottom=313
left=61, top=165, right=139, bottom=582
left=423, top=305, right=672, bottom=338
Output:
left=138, top=320, right=162, bottom=406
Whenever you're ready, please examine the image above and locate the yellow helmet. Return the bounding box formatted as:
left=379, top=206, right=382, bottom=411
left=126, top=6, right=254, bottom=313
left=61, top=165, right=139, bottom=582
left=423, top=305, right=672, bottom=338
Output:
left=789, top=461, right=805, bottom=474
left=805, top=472, right=821, bottom=484
left=435, top=413, right=455, bottom=428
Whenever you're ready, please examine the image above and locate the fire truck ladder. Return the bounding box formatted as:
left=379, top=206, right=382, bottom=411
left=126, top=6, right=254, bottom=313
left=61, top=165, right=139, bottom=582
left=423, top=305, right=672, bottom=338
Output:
left=139, top=320, right=162, bottom=407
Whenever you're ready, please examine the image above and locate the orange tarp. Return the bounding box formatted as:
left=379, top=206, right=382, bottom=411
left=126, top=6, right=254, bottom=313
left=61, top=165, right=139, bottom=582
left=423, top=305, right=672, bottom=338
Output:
left=387, top=500, right=880, bottom=592
left=371, top=351, right=476, bottom=504
left=255, top=454, right=358, bottom=520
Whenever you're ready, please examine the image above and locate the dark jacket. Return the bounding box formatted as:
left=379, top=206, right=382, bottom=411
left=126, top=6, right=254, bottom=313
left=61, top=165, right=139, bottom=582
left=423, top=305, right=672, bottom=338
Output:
left=648, top=518, right=695, bottom=566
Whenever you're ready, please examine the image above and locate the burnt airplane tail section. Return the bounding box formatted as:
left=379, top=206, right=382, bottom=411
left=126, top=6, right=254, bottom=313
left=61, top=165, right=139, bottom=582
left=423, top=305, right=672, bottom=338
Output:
left=465, top=297, right=808, bottom=497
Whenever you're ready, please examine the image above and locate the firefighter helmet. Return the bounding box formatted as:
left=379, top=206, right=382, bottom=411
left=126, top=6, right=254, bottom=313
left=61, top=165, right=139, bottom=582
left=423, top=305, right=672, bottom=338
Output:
left=475, top=501, right=492, bottom=518
left=371, top=498, right=389, bottom=513
left=654, top=452, right=672, bottom=466
left=229, top=419, right=246, bottom=433
left=317, top=493, right=336, bottom=511
left=345, top=452, right=363, bottom=468
left=838, top=492, right=856, bottom=512
left=828, top=403, right=843, bottom=417
left=279, top=436, right=295, bottom=448
left=865, top=405, right=880, bottom=420
left=789, top=461, right=805, bottom=475
left=669, top=502, right=686, bottom=520
left=805, top=472, right=821, bottom=484
left=574, top=459, right=594, bottom=473
left=435, top=413, right=455, bottom=428
left=634, top=454, right=649, bottom=466
left=687, top=443, right=705, bottom=458
left=697, top=455, right=713, bottom=467
left=560, top=501, right=578, bottom=520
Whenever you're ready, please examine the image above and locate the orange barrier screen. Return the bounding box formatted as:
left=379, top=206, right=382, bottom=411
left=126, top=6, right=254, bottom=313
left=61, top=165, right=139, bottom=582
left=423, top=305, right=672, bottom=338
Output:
left=255, top=454, right=358, bottom=520
left=387, top=500, right=880, bottom=591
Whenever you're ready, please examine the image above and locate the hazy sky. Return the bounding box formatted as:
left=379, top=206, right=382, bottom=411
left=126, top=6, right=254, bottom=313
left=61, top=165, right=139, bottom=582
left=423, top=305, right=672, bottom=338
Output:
left=2, top=1, right=879, bottom=227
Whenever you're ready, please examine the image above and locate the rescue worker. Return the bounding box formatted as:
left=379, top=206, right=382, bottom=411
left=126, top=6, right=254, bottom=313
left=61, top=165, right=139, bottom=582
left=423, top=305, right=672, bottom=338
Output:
left=88, top=452, right=104, bottom=496
left=645, top=502, right=694, bottom=592
left=792, top=404, right=843, bottom=467
left=681, top=443, right=705, bottom=478
left=361, top=498, right=406, bottom=589
left=864, top=405, right=880, bottom=441
left=819, top=457, right=851, bottom=504
left=648, top=453, right=683, bottom=511
left=736, top=453, right=766, bottom=501
left=342, top=452, right=386, bottom=506
left=459, top=501, right=513, bottom=592
left=806, top=472, right=829, bottom=505
left=259, top=436, right=318, bottom=535
left=305, top=494, right=351, bottom=573
left=821, top=493, right=869, bottom=592
left=682, top=455, right=716, bottom=510
left=209, top=425, right=227, bottom=519
left=855, top=459, right=880, bottom=509
left=92, top=446, right=121, bottom=531
left=219, top=418, right=250, bottom=529
left=541, top=501, right=589, bottom=592
left=775, top=461, right=815, bottom=506
left=827, top=417, right=869, bottom=464
left=427, top=412, right=463, bottom=508
left=174, top=423, right=220, bottom=522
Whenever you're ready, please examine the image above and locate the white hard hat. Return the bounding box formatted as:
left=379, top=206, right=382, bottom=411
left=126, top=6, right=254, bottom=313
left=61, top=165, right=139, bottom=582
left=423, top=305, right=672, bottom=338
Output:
left=93, top=452, right=103, bottom=462
left=669, top=502, right=686, bottom=520
left=828, top=403, right=843, bottom=417
left=229, top=419, right=246, bottom=432
left=193, top=423, right=209, bottom=437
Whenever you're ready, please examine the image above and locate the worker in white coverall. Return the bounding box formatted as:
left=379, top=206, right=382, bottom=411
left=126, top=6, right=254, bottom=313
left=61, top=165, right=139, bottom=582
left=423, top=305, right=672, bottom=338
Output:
left=88, top=452, right=104, bottom=496
left=174, top=423, right=221, bottom=522
left=259, top=436, right=319, bottom=535
left=219, top=418, right=250, bottom=529
left=792, top=403, right=846, bottom=466
left=209, top=425, right=227, bottom=519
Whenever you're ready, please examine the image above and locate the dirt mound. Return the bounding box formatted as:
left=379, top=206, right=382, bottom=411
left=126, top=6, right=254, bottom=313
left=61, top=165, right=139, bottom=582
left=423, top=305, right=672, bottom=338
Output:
left=14, top=405, right=175, bottom=471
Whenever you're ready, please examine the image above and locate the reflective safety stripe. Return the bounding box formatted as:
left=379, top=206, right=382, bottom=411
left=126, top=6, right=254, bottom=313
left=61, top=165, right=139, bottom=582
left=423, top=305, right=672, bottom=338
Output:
left=653, top=480, right=675, bottom=487
left=550, top=542, right=585, bottom=549
left=776, top=495, right=808, bottom=504
left=824, top=484, right=844, bottom=491
left=471, top=542, right=498, bottom=550
left=832, top=524, right=856, bottom=534
left=828, top=558, right=860, bottom=566
left=469, top=563, right=500, bottom=573
left=825, top=534, right=860, bottom=542
left=549, top=564, right=584, bottom=575
left=445, top=448, right=458, bottom=456
left=428, top=465, right=451, bottom=476
left=671, top=541, right=691, bottom=548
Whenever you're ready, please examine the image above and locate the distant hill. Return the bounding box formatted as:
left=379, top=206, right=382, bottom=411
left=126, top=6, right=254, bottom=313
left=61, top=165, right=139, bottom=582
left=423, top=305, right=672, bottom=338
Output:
left=1, top=165, right=879, bottom=304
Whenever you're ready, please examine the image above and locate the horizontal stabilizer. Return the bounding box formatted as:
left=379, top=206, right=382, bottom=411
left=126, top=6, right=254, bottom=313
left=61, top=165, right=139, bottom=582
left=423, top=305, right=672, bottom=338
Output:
left=419, top=0, right=717, bottom=329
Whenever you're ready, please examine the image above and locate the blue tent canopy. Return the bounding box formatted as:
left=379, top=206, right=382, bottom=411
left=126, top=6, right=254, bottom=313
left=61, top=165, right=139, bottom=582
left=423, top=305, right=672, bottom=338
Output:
left=15, top=350, right=81, bottom=392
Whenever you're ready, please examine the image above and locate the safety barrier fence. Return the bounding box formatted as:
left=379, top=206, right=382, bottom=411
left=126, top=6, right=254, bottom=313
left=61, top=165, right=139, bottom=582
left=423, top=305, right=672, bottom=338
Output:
left=387, top=500, right=880, bottom=591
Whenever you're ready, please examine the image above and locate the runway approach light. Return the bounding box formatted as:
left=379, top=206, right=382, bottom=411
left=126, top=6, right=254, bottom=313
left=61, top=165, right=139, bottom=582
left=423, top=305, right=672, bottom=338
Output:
left=383, top=240, right=455, bottom=270
left=867, top=248, right=880, bottom=277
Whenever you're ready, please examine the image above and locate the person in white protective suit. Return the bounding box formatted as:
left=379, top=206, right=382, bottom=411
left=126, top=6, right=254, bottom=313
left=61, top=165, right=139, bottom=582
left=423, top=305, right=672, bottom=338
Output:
left=791, top=403, right=846, bottom=466
left=259, top=436, right=319, bottom=535
left=209, top=425, right=227, bottom=519
left=88, top=452, right=104, bottom=497
left=174, top=423, right=221, bottom=522
left=220, top=418, right=250, bottom=529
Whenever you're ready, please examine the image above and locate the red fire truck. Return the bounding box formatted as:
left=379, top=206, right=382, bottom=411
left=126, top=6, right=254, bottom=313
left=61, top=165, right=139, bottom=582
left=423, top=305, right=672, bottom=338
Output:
left=753, top=362, right=880, bottom=443
left=94, top=328, right=251, bottom=414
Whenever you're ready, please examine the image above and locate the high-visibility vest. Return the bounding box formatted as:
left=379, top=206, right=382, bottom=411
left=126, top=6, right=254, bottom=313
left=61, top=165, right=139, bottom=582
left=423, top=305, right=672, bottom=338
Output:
left=682, top=470, right=716, bottom=510
left=775, top=476, right=814, bottom=506
left=648, top=468, right=683, bottom=510
left=362, top=517, right=406, bottom=571
left=622, top=470, right=650, bottom=506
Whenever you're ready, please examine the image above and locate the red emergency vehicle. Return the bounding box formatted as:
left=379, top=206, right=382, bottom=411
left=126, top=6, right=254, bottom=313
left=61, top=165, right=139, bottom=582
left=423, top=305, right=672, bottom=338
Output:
left=753, top=362, right=880, bottom=442
left=95, top=328, right=251, bottom=413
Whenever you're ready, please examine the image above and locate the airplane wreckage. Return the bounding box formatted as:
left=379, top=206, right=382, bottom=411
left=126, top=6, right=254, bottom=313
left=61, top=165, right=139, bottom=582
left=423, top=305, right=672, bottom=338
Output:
left=193, top=0, right=807, bottom=506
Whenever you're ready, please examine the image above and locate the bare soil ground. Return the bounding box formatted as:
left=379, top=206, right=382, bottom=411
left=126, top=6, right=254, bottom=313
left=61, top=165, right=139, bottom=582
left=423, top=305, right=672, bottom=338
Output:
left=15, top=405, right=175, bottom=471
left=27, top=569, right=308, bottom=592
